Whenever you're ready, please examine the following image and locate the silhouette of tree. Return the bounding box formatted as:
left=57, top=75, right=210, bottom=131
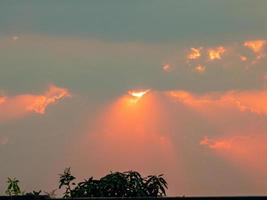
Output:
left=5, top=177, right=21, bottom=196
left=59, top=168, right=168, bottom=198
left=59, top=167, right=76, bottom=198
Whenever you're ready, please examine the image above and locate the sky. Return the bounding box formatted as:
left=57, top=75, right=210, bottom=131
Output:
left=1, top=0, right=267, bottom=196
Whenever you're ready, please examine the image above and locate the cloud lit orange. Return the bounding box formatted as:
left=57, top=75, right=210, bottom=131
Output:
left=200, top=134, right=267, bottom=177
left=244, top=40, right=267, bottom=59
left=27, top=85, right=71, bottom=114
left=0, top=85, right=70, bottom=122
left=240, top=55, right=248, bottom=62
left=200, top=136, right=233, bottom=150
left=166, top=89, right=267, bottom=115
left=162, top=64, right=172, bottom=72
left=208, top=46, right=226, bottom=60
left=187, top=48, right=202, bottom=60
left=193, top=65, right=206, bottom=74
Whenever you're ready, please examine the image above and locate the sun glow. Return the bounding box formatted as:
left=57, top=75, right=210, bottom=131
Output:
left=128, top=89, right=150, bottom=98
left=127, top=89, right=150, bottom=104
left=76, top=90, right=180, bottom=189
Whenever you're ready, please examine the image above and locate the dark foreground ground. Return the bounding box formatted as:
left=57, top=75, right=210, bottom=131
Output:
left=1, top=196, right=267, bottom=200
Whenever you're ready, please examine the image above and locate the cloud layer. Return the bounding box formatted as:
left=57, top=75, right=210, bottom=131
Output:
left=1, top=34, right=267, bottom=195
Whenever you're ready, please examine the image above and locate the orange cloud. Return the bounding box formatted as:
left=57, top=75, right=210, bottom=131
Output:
left=244, top=40, right=267, bottom=59
left=0, top=96, right=6, bottom=105
left=162, top=64, right=172, bottom=72
left=187, top=48, right=202, bottom=60
left=27, top=85, right=71, bottom=114
left=0, top=85, right=70, bottom=122
left=200, top=134, right=267, bottom=176
left=160, top=39, right=267, bottom=75
left=193, top=65, right=206, bottom=74
left=207, top=46, right=226, bottom=60
left=166, top=89, right=267, bottom=115
left=240, top=55, right=248, bottom=62
left=200, top=136, right=235, bottom=150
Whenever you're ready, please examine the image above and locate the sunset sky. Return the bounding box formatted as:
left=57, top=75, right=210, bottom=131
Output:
left=1, top=0, right=267, bottom=196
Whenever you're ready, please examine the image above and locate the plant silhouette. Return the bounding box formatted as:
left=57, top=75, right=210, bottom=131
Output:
left=58, top=168, right=168, bottom=198
left=2, top=168, right=168, bottom=198
left=59, top=167, right=76, bottom=198
left=5, top=177, right=21, bottom=196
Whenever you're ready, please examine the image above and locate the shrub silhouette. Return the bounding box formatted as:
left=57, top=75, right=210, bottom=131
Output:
left=5, top=177, right=22, bottom=196
left=59, top=168, right=168, bottom=198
